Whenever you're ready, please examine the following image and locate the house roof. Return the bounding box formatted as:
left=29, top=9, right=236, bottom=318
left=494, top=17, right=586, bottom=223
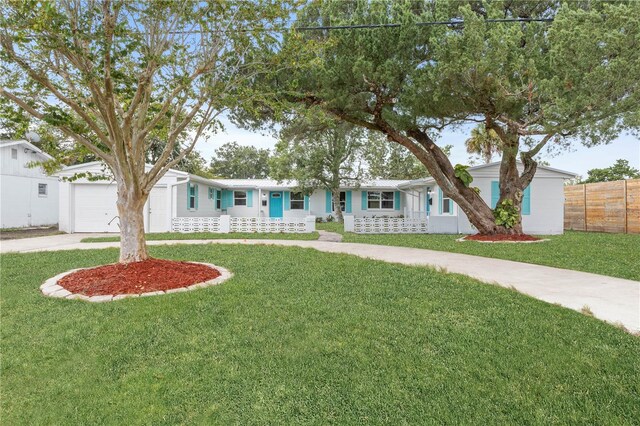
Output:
left=207, top=178, right=409, bottom=190
left=398, top=161, right=577, bottom=189
left=0, top=139, right=54, bottom=161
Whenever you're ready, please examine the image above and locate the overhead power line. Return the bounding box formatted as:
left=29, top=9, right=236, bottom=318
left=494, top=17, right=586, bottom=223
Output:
left=160, top=17, right=555, bottom=35
left=293, top=17, right=554, bottom=31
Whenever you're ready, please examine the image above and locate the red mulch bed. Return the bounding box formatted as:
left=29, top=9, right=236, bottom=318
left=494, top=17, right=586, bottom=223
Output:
left=464, top=234, right=541, bottom=242
left=58, top=258, right=221, bottom=296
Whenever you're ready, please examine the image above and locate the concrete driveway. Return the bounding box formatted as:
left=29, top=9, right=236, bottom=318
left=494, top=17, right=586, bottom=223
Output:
left=2, top=234, right=638, bottom=333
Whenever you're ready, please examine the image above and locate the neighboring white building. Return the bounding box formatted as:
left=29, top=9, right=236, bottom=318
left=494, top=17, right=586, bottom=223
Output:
left=399, top=162, right=577, bottom=235
left=56, top=161, right=575, bottom=234
left=0, top=139, right=59, bottom=229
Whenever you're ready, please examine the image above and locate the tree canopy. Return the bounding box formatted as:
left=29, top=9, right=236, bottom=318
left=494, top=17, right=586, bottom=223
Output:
left=264, top=0, right=640, bottom=234
left=0, top=0, right=293, bottom=261
left=209, top=142, right=271, bottom=179
left=582, top=159, right=640, bottom=183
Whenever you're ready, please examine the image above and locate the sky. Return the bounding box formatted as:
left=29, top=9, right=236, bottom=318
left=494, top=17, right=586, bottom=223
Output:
left=195, top=117, right=640, bottom=179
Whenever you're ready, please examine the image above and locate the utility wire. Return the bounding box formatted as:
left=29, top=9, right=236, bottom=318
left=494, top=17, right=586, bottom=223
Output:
left=160, top=17, right=555, bottom=35
left=293, top=17, right=554, bottom=31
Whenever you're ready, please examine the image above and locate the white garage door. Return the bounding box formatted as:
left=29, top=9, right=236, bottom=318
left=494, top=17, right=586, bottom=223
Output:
left=73, top=184, right=120, bottom=232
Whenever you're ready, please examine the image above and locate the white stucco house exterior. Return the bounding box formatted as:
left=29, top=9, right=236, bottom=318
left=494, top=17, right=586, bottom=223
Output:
left=56, top=161, right=406, bottom=233
left=398, top=162, right=577, bottom=235
left=0, top=139, right=59, bottom=229
left=55, top=161, right=574, bottom=235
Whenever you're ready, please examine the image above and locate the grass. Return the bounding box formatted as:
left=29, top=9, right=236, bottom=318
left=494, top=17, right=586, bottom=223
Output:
left=318, top=223, right=639, bottom=281
left=81, top=231, right=319, bottom=243
left=2, top=245, right=640, bottom=424
left=315, top=221, right=344, bottom=233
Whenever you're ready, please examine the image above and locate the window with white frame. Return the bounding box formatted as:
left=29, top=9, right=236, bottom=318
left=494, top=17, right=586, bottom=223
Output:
left=368, top=191, right=394, bottom=209
left=11, top=148, right=18, bottom=159
left=38, top=183, right=48, bottom=197
left=442, top=195, right=452, bottom=214
left=290, top=192, right=304, bottom=210
left=331, top=191, right=346, bottom=212
left=234, top=190, right=247, bottom=206
left=215, top=190, right=221, bottom=210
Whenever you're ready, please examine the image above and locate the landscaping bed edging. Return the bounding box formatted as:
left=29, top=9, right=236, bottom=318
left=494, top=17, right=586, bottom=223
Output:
left=456, top=237, right=550, bottom=244
left=40, top=262, right=233, bottom=302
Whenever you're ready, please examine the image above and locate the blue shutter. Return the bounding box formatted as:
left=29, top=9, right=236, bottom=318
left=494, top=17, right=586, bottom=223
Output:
left=247, top=190, right=253, bottom=208
left=325, top=190, right=332, bottom=213
left=522, top=185, right=531, bottom=215
left=284, top=191, right=290, bottom=211
left=304, top=195, right=309, bottom=211
left=195, top=184, right=199, bottom=210
left=186, top=182, right=191, bottom=209
left=394, top=191, right=401, bottom=211
left=426, top=187, right=431, bottom=215
left=491, top=181, right=500, bottom=209
left=345, top=191, right=352, bottom=213
left=438, top=188, right=443, bottom=215
left=221, top=189, right=231, bottom=209
left=361, top=191, right=368, bottom=210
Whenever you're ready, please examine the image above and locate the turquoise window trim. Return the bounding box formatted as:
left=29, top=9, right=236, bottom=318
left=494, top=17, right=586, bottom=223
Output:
left=361, top=191, right=368, bottom=211
left=491, top=181, right=500, bottom=209
left=438, top=188, right=443, bottom=215
left=246, top=190, right=253, bottom=208
left=215, top=189, right=222, bottom=210
left=284, top=191, right=290, bottom=211
left=522, top=185, right=531, bottom=215
left=426, top=187, right=431, bottom=215
left=325, top=191, right=332, bottom=213
left=345, top=191, right=352, bottom=213
left=304, top=195, right=310, bottom=211
left=187, top=182, right=199, bottom=210
left=394, top=191, right=401, bottom=211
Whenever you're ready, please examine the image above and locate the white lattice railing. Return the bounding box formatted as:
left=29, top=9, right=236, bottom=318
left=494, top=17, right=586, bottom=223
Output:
left=345, top=216, right=429, bottom=234
left=171, top=217, right=222, bottom=233
left=171, top=215, right=315, bottom=233
left=230, top=217, right=309, bottom=233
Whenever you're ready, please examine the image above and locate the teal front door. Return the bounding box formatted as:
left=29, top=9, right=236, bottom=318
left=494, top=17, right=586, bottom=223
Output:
left=269, top=191, right=283, bottom=218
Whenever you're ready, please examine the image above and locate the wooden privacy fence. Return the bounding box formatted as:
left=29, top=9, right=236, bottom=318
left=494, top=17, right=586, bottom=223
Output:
left=564, top=179, right=640, bottom=234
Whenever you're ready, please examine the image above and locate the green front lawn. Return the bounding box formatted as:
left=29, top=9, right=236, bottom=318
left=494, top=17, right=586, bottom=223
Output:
left=82, top=231, right=319, bottom=243
left=343, top=231, right=640, bottom=281
left=2, top=245, right=639, bottom=424
left=320, top=223, right=638, bottom=281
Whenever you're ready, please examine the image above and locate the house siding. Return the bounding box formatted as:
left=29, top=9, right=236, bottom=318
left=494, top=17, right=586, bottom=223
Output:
left=1, top=143, right=59, bottom=228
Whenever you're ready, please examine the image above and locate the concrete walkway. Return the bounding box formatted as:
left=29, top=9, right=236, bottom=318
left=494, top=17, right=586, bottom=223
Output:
left=317, top=230, right=343, bottom=242
left=1, top=235, right=638, bottom=332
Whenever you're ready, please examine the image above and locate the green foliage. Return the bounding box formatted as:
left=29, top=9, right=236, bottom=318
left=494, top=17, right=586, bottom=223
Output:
left=364, top=137, right=453, bottom=180
left=581, top=159, right=640, bottom=183
left=271, top=117, right=365, bottom=195
left=209, top=142, right=270, bottom=179
left=465, top=124, right=502, bottom=164
left=493, top=199, right=520, bottom=228
left=453, top=164, right=473, bottom=187
left=264, top=0, right=640, bottom=232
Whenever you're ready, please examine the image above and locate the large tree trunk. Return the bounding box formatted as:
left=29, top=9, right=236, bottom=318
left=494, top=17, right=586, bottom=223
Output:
left=391, top=127, right=528, bottom=235
left=331, top=190, right=344, bottom=223
left=116, top=182, right=149, bottom=263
